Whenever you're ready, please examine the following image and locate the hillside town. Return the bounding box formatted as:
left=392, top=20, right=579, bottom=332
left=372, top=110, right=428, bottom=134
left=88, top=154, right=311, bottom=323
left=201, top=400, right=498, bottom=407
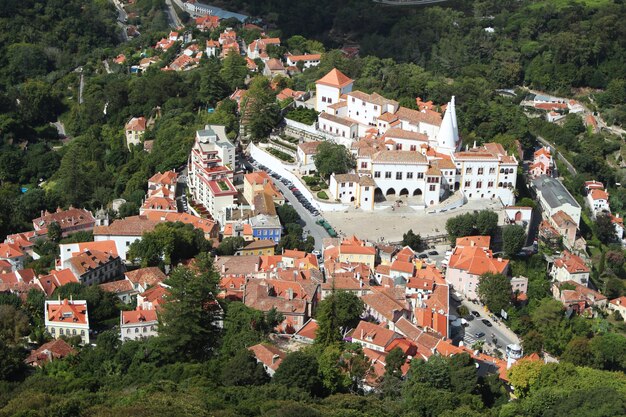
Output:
left=1, top=0, right=625, bottom=415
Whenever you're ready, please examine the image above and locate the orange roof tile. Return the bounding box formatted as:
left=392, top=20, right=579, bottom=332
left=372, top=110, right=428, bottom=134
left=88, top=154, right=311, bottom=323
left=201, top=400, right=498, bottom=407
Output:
left=316, top=68, right=353, bottom=88
left=46, top=299, right=88, bottom=325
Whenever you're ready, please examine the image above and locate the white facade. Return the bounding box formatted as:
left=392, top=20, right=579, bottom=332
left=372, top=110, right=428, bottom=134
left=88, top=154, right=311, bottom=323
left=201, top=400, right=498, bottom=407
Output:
left=93, top=234, right=140, bottom=262
left=188, top=125, right=237, bottom=220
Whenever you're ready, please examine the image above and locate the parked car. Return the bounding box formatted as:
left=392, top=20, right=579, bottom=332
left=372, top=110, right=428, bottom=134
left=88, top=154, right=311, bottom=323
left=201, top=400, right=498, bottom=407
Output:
left=463, top=314, right=474, bottom=322
left=418, top=253, right=428, bottom=259
left=471, top=310, right=481, bottom=318
left=482, top=319, right=493, bottom=327
left=474, top=331, right=486, bottom=339
left=428, top=250, right=439, bottom=256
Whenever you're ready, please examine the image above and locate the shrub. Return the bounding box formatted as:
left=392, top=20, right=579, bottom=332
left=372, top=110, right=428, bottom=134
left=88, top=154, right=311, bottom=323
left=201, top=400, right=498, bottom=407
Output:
left=302, top=176, right=318, bottom=186
left=319, top=182, right=328, bottom=189
left=310, top=185, right=321, bottom=191
left=317, top=191, right=329, bottom=200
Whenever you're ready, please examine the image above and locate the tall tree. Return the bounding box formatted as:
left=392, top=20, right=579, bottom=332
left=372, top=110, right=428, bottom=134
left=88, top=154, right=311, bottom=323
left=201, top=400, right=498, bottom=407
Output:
left=240, top=76, right=281, bottom=141
left=314, top=142, right=355, bottom=179
left=476, top=273, right=511, bottom=315
left=157, top=263, right=221, bottom=362
left=315, top=291, right=364, bottom=347
left=219, top=52, right=249, bottom=91
left=273, top=351, right=323, bottom=396
left=402, top=229, right=423, bottom=252
left=502, top=225, right=526, bottom=257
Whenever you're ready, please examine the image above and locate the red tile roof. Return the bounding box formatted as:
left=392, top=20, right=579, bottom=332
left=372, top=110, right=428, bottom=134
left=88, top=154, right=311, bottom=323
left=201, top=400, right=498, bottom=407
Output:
left=93, top=215, right=159, bottom=237
left=46, top=299, right=88, bottom=325
left=25, top=339, right=76, bottom=366
left=316, top=68, right=353, bottom=88
left=121, top=308, right=158, bottom=324
left=590, top=189, right=609, bottom=201
left=448, top=246, right=509, bottom=276
left=352, top=321, right=399, bottom=349
left=293, top=318, right=318, bottom=341
left=455, top=235, right=491, bottom=249
left=553, top=251, right=590, bottom=274
left=99, top=279, right=134, bottom=294
left=248, top=343, right=286, bottom=371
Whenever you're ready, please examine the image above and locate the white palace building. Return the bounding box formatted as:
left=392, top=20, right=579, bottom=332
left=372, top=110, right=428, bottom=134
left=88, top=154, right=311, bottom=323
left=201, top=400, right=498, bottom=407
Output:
left=314, top=69, right=518, bottom=210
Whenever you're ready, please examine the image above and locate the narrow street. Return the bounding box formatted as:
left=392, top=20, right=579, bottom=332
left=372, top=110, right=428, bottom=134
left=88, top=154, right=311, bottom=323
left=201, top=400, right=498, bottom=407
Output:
left=164, top=0, right=183, bottom=28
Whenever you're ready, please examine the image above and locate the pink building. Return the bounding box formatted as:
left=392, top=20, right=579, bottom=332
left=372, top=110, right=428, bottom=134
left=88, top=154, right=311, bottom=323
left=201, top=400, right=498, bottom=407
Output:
left=445, top=243, right=509, bottom=300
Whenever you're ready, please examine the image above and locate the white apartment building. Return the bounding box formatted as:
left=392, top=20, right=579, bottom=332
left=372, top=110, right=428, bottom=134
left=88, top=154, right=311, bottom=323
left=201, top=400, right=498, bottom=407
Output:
left=187, top=125, right=237, bottom=220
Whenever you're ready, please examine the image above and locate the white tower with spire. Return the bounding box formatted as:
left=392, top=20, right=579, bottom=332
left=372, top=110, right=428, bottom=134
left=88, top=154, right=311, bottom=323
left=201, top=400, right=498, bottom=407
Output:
left=436, top=96, right=460, bottom=155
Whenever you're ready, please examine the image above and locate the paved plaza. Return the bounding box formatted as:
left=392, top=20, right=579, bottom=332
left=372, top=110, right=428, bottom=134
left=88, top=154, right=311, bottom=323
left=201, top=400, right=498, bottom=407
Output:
left=323, top=199, right=505, bottom=243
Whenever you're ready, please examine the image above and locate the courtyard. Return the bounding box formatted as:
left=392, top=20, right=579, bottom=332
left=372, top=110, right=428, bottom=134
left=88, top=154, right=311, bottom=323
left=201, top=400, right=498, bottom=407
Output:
left=323, top=198, right=505, bottom=243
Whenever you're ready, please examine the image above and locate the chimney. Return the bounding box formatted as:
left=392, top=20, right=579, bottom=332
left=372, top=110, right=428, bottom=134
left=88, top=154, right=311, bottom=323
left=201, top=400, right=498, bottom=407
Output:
left=361, top=329, right=364, bottom=339
left=287, top=288, right=294, bottom=300
left=272, top=354, right=280, bottom=364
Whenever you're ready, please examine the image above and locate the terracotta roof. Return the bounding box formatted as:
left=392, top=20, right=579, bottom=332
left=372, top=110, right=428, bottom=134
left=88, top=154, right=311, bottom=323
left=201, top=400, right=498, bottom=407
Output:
left=448, top=245, right=509, bottom=276
left=551, top=211, right=576, bottom=228
left=455, top=235, right=491, bottom=249
left=590, top=189, right=609, bottom=201
left=293, top=318, right=318, bottom=341
left=390, top=260, right=414, bottom=274
left=340, top=244, right=376, bottom=256
left=319, top=112, right=358, bottom=127
left=121, top=308, right=158, bottom=324
left=125, top=117, right=147, bottom=131
left=25, top=339, right=76, bottom=365
left=68, top=249, right=119, bottom=276
left=610, top=296, right=626, bottom=307
left=372, top=150, right=427, bottom=164
left=316, top=68, right=353, bottom=88
left=584, top=180, right=604, bottom=190
left=93, top=215, right=159, bottom=237
left=394, top=317, right=423, bottom=341
left=125, top=267, right=166, bottom=287
left=266, top=58, right=285, bottom=71
left=0, top=243, right=24, bottom=259
left=46, top=299, right=88, bottom=325
left=395, top=106, right=442, bottom=127
left=361, top=292, right=406, bottom=323
left=33, top=208, right=95, bottom=232
left=383, top=128, right=428, bottom=141
left=377, top=112, right=398, bottom=123
left=288, top=54, right=321, bottom=62
left=248, top=343, right=286, bottom=371
left=244, top=239, right=276, bottom=250
left=139, top=284, right=170, bottom=308
left=321, top=274, right=369, bottom=292
left=144, top=212, right=217, bottom=235
left=298, top=141, right=322, bottom=154
left=148, top=170, right=177, bottom=186
left=244, top=280, right=307, bottom=316
left=70, top=240, right=118, bottom=257
left=99, top=279, right=134, bottom=294
left=352, top=321, right=399, bottom=349
left=553, top=251, right=590, bottom=274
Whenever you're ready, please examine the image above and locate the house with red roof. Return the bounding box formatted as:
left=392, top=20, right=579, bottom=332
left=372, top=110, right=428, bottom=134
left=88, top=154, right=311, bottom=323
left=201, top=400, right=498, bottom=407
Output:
left=552, top=280, right=607, bottom=316
left=120, top=307, right=159, bottom=342
left=45, top=299, right=90, bottom=344
left=125, top=116, right=147, bottom=148
left=93, top=215, right=159, bottom=262
left=315, top=68, right=354, bottom=113
left=351, top=321, right=402, bottom=353
left=445, top=243, right=509, bottom=300
left=292, top=318, right=318, bottom=344
left=549, top=250, right=590, bottom=286
left=586, top=187, right=611, bottom=219
left=608, top=296, right=626, bottom=321
left=100, top=279, right=136, bottom=303
left=137, top=283, right=170, bottom=310
left=65, top=248, right=124, bottom=286
left=58, top=240, right=118, bottom=270
left=25, top=339, right=76, bottom=367
left=248, top=343, right=286, bottom=377
left=195, top=15, right=219, bottom=31
left=285, top=53, right=321, bottom=69
left=0, top=243, right=26, bottom=271
left=529, top=147, right=553, bottom=179
left=361, top=291, right=410, bottom=332
left=32, top=207, right=96, bottom=238
left=35, top=269, right=79, bottom=296
left=243, top=279, right=309, bottom=333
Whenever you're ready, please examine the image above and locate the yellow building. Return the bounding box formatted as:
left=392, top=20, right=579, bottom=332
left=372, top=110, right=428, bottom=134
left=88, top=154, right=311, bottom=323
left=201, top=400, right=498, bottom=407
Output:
left=239, top=239, right=276, bottom=256
left=338, top=244, right=376, bottom=269
left=45, top=299, right=90, bottom=345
